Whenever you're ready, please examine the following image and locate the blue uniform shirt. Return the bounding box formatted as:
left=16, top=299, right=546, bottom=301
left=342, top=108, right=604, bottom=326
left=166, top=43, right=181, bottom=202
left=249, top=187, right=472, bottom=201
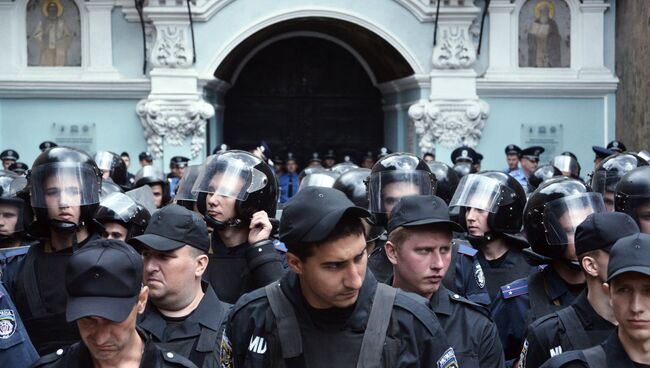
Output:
left=0, top=282, right=39, bottom=367
left=504, top=167, right=528, bottom=191
left=278, top=173, right=299, bottom=203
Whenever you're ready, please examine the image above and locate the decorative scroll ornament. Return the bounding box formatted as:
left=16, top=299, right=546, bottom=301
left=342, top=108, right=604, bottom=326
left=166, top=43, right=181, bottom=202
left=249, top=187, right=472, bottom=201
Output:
left=150, top=25, right=193, bottom=68
left=409, top=99, right=489, bottom=152
left=432, top=26, right=476, bottom=69
left=136, top=98, right=215, bottom=158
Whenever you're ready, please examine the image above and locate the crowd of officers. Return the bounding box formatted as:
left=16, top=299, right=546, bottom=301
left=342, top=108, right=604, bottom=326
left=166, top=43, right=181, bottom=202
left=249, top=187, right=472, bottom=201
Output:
left=0, top=137, right=650, bottom=367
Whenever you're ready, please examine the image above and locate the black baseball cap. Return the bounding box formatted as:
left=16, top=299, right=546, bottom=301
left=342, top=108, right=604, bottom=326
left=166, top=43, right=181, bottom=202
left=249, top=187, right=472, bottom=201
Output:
left=387, top=195, right=464, bottom=234
left=66, top=239, right=143, bottom=323
left=139, top=152, right=153, bottom=162
left=129, top=204, right=209, bottom=252
left=280, top=187, right=369, bottom=246
left=608, top=233, right=650, bottom=282
left=575, top=212, right=639, bottom=255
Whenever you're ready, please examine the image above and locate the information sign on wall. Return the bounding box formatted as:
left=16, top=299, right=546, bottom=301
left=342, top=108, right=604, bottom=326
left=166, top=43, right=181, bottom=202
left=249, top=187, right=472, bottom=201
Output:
left=52, top=122, right=96, bottom=153
left=521, top=124, right=563, bottom=163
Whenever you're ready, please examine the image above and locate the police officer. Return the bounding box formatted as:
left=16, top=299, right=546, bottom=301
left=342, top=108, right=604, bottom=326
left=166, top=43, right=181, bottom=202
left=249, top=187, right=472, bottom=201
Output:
left=323, top=149, right=337, bottom=168
left=135, top=165, right=169, bottom=209
left=591, top=153, right=647, bottom=211
left=31, top=239, right=196, bottom=367
left=192, top=150, right=284, bottom=304
left=385, top=195, right=505, bottom=367
left=491, top=177, right=606, bottom=362
left=552, top=153, right=581, bottom=180
left=425, top=161, right=459, bottom=205
left=592, top=140, right=626, bottom=168
left=8, top=162, right=28, bottom=176
left=2, top=146, right=103, bottom=355
left=94, top=151, right=130, bottom=190
left=615, top=165, right=650, bottom=233
left=174, top=165, right=201, bottom=212
left=307, top=152, right=323, bottom=168
left=220, top=187, right=457, bottom=367
left=168, top=156, right=190, bottom=199
left=423, top=151, right=435, bottom=162
left=0, top=149, right=19, bottom=171
left=94, top=191, right=150, bottom=241
left=130, top=205, right=230, bottom=368
left=39, top=141, right=57, bottom=152
left=120, top=151, right=136, bottom=186
left=527, top=164, right=561, bottom=193
left=361, top=150, right=375, bottom=169
left=518, top=212, right=639, bottom=368
left=0, top=171, right=29, bottom=250
left=278, top=153, right=299, bottom=204
left=140, top=151, right=154, bottom=168
left=450, top=146, right=478, bottom=178
left=473, top=152, right=484, bottom=172
left=504, top=145, right=528, bottom=189
left=540, top=232, right=650, bottom=368
left=520, top=146, right=545, bottom=180
left=0, top=282, right=38, bottom=366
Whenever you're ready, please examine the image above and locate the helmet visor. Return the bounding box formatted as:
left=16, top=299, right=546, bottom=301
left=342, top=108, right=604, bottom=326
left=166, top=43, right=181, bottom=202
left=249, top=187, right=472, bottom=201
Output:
left=30, top=162, right=101, bottom=208
left=552, top=156, right=579, bottom=176
left=368, top=170, right=435, bottom=214
left=134, top=166, right=164, bottom=183
left=99, top=192, right=139, bottom=223
left=94, top=152, right=116, bottom=173
left=175, top=165, right=200, bottom=202
left=543, top=192, right=606, bottom=245
left=299, top=172, right=339, bottom=191
left=449, top=174, right=503, bottom=213
left=591, top=170, right=621, bottom=196
left=126, top=186, right=157, bottom=215
left=192, top=154, right=268, bottom=201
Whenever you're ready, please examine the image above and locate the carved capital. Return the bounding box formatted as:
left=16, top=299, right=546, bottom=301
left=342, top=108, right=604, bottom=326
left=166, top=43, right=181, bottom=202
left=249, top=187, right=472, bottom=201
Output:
left=432, top=26, right=476, bottom=69
left=409, top=98, right=489, bottom=152
left=150, top=24, right=193, bottom=68
left=136, top=98, right=215, bottom=158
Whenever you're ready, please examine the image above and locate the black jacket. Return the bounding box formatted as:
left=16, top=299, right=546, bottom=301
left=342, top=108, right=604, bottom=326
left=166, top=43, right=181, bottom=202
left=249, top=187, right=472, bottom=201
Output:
left=540, top=330, right=636, bottom=368
left=138, top=284, right=231, bottom=368
left=221, top=271, right=455, bottom=368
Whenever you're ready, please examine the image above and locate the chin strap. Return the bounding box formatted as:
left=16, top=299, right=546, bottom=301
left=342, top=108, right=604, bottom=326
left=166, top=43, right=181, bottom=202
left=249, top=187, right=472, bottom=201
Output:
left=204, top=215, right=241, bottom=231
left=563, top=258, right=582, bottom=271
left=50, top=220, right=79, bottom=251
left=467, top=232, right=497, bottom=247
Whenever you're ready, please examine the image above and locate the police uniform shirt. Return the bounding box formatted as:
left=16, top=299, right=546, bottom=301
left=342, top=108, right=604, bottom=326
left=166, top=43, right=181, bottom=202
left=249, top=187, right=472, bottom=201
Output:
left=429, top=285, right=505, bottom=368
left=31, top=327, right=197, bottom=368
left=278, top=173, right=299, bottom=203
left=0, top=283, right=39, bottom=367
left=490, top=266, right=583, bottom=362
left=138, top=284, right=231, bottom=368
left=539, top=330, right=640, bottom=368
left=504, top=168, right=528, bottom=192
left=476, top=246, right=537, bottom=302
left=518, top=290, right=615, bottom=368
left=205, top=237, right=284, bottom=304
left=220, top=271, right=456, bottom=368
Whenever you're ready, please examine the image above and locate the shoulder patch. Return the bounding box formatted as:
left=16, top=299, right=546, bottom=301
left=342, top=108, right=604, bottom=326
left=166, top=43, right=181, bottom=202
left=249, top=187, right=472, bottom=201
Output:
left=447, top=290, right=490, bottom=317
left=517, top=339, right=529, bottom=368
left=437, top=347, right=459, bottom=368
left=457, top=242, right=478, bottom=257
left=272, top=240, right=287, bottom=253
left=501, top=278, right=529, bottom=299
left=0, top=308, right=16, bottom=339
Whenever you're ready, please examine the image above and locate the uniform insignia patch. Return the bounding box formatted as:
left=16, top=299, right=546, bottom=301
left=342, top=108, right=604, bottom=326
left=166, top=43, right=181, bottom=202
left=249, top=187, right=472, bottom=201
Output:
left=437, top=347, right=459, bottom=368
left=517, top=338, right=528, bottom=368
left=220, top=331, right=233, bottom=368
left=0, top=309, right=16, bottom=339
left=474, top=263, right=486, bottom=289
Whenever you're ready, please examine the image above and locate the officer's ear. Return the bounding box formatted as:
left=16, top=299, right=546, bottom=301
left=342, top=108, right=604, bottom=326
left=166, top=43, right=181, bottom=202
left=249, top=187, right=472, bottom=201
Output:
left=285, top=252, right=304, bottom=275
left=580, top=254, right=599, bottom=278
left=194, top=253, right=209, bottom=278
left=385, top=241, right=399, bottom=265
left=602, top=282, right=612, bottom=306
left=137, top=286, right=149, bottom=315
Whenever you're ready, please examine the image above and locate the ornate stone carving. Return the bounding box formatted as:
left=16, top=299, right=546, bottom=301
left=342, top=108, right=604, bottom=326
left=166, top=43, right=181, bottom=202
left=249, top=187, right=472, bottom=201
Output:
left=432, top=27, right=476, bottom=69
left=150, top=25, right=193, bottom=68
left=409, top=99, right=489, bottom=151
left=136, top=98, right=214, bottom=158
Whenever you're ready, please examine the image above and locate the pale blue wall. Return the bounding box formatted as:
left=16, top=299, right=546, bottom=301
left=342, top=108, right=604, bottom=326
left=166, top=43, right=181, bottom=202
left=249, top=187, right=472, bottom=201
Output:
left=112, top=8, right=146, bottom=78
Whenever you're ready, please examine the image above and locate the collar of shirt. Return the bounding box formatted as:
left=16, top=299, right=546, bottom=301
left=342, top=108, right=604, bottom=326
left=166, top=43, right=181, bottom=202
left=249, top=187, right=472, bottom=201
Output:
left=428, top=285, right=453, bottom=317
left=75, top=327, right=158, bottom=368
left=543, top=266, right=579, bottom=304
left=601, top=330, right=638, bottom=368
left=572, top=290, right=616, bottom=331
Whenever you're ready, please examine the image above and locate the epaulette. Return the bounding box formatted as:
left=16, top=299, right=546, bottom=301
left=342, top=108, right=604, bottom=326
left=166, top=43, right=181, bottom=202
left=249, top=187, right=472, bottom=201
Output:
left=0, top=245, right=31, bottom=260
left=446, top=290, right=490, bottom=317
left=456, top=242, right=478, bottom=257
left=272, top=240, right=287, bottom=253
left=500, top=278, right=528, bottom=299
left=31, top=347, right=67, bottom=366
left=161, top=350, right=198, bottom=367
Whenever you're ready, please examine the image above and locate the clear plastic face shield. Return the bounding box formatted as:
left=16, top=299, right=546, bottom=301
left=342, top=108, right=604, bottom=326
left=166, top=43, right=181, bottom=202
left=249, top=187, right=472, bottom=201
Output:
left=542, top=192, right=606, bottom=246
left=298, top=172, right=339, bottom=191
left=30, top=162, right=101, bottom=209
left=449, top=174, right=505, bottom=213
left=368, top=170, right=435, bottom=214
left=98, top=192, right=139, bottom=223
left=192, top=154, right=268, bottom=201
left=134, top=166, right=164, bottom=183
left=125, top=186, right=157, bottom=215
left=552, top=156, right=580, bottom=177
left=175, top=165, right=200, bottom=202
left=0, top=173, right=26, bottom=235
left=94, top=151, right=117, bottom=178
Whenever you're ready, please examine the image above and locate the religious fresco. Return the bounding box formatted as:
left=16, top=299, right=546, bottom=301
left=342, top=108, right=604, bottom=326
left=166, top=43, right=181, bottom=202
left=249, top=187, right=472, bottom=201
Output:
left=518, top=0, right=571, bottom=68
left=26, top=0, right=81, bottom=67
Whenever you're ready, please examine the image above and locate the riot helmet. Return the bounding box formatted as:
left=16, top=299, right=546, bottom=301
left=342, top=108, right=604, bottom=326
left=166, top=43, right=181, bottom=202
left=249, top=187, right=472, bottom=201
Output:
left=552, top=154, right=580, bottom=179
left=94, top=192, right=151, bottom=241
left=29, top=146, right=102, bottom=235
left=0, top=171, right=28, bottom=239
left=193, top=151, right=278, bottom=229
left=333, top=168, right=384, bottom=243
left=615, top=165, right=650, bottom=233
left=134, top=165, right=169, bottom=208
left=591, top=153, right=648, bottom=211
left=452, top=162, right=476, bottom=178
left=94, top=151, right=128, bottom=188
left=298, top=170, right=340, bottom=191
left=100, top=178, right=125, bottom=199
left=524, top=177, right=606, bottom=260
left=527, top=164, right=562, bottom=192
left=426, top=161, right=459, bottom=204
left=367, top=152, right=437, bottom=226
left=174, top=165, right=201, bottom=211
left=331, top=161, right=359, bottom=175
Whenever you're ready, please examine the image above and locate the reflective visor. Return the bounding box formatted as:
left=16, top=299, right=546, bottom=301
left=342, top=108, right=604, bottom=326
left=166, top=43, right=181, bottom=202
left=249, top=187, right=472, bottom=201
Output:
left=175, top=165, right=200, bottom=201
left=298, top=172, right=338, bottom=191
left=99, top=192, right=138, bottom=223
left=94, top=152, right=116, bottom=172
left=449, top=174, right=502, bottom=213
left=192, top=155, right=267, bottom=201
left=30, top=162, right=100, bottom=208
left=368, top=170, right=434, bottom=214
left=543, top=192, right=606, bottom=245
left=552, top=156, right=579, bottom=175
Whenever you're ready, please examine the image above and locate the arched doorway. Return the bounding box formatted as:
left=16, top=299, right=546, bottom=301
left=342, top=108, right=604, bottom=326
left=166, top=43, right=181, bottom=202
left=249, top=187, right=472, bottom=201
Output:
left=223, top=36, right=383, bottom=166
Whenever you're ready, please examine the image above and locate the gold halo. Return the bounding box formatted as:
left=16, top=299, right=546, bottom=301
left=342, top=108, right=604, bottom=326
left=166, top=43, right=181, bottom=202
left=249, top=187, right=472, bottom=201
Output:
left=42, top=0, right=64, bottom=17
left=534, top=0, right=555, bottom=19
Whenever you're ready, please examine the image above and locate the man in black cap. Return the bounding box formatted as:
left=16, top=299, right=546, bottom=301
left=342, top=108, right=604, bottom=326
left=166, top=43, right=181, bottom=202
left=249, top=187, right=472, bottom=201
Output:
left=323, top=149, right=337, bottom=169
left=385, top=195, right=505, bottom=367
left=504, top=144, right=527, bottom=188
left=167, top=156, right=190, bottom=199
left=520, top=146, right=545, bottom=181
left=220, top=187, right=457, bottom=367
left=361, top=150, right=375, bottom=169
left=130, top=204, right=230, bottom=368
left=592, top=140, right=627, bottom=168
left=31, top=239, right=196, bottom=367
left=278, top=153, right=299, bottom=204
left=473, top=152, right=484, bottom=172
left=39, top=141, right=58, bottom=152
left=120, top=152, right=136, bottom=186
left=139, top=151, right=154, bottom=168
left=541, top=232, right=650, bottom=368
left=8, top=162, right=28, bottom=176
left=450, top=146, right=477, bottom=166
left=0, top=149, right=19, bottom=170
left=518, top=212, right=639, bottom=368
left=307, top=152, right=323, bottom=168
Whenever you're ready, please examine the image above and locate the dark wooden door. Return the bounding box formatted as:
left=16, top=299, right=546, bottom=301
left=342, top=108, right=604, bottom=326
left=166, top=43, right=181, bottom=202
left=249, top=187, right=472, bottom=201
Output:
left=223, top=37, right=383, bottom=167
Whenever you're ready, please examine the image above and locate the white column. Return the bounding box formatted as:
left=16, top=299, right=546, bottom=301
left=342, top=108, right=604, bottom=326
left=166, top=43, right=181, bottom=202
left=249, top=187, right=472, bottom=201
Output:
left=579, top=0, right=609, bottom=72
left=86, top=0, right=119, bottom=75
left=486, top=0, right=516, bottom=74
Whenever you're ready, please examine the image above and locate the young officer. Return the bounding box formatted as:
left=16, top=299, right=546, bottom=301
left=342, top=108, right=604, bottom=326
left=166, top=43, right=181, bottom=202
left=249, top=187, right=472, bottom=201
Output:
left=220, top=187, right=457, bottom=368
left=518, top=212, right=639, bottom=368
left=385, top=195, right=505, bottom=367
left=540, top=232, right=650, bottom=368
